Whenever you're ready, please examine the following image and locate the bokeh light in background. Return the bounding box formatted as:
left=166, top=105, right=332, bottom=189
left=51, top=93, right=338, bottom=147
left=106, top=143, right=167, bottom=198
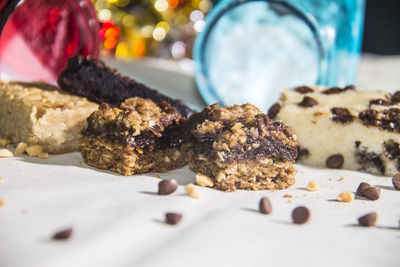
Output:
left=93, top=0, right=213, bottom=60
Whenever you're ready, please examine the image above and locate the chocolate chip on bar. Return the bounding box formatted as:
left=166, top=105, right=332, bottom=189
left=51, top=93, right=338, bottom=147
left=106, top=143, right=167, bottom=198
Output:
left=52, top=227, right=73, bottom=240
left=392, top=172, right=400, bottom=190
left=325, top=154, right=344, bottom=169
left=358, top=212, right=377, bottom=227
left=298, top=96, right=318, bottom=107
left=292, top=206, right=310, bottom=224
left=363, top=186, right=381, bottom=201
left=165, top=212, right=182, bottom=225
left=157, top=179, right=178, bottom=195
left=259, top=197, right=272, bottom=215
left=267, top=102, right=281, bottom=119
left=331, top=107, right=354, bottom=123
left=294, top=86, right=314, bottom=94
left=356, top=182, right=371, bottom=196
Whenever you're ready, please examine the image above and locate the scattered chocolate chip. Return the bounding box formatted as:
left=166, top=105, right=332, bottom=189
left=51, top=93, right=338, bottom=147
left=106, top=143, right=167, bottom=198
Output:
left=356, top=182, right=371, bottom=197
left=363, top=186, right=381, bottom=201
left=322, top=87, right=342, bottom=94
left=331, top=107, right=354, bottom=123
left=52, top=227, right=73, bottom=240
left=391, top=91, right=400, bottom=103
left=292, top=206, right=310, bottom=224
left=369, top=98, right=392, bottom=106
left=392, top=172, right=400, bottom=190
left=344, top=85, right=356, bottom=91
left=326, top=154, right=344, bottom=169
left=298, top=96, right=318, bottom=107
left=165, top=212, right=182, bottom=225
left=268, top=103, right=281, bottom=119
left=259, top=197, right=272, bottom=214
left=294, top=86, right=314, bottom=94
left=158, top=179, right=178, bottom=195
left=358, top=212, right=377, bottom=227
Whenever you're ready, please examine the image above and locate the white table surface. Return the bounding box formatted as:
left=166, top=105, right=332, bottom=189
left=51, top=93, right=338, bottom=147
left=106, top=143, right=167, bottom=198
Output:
left=1, top=55, right=400, bottom=267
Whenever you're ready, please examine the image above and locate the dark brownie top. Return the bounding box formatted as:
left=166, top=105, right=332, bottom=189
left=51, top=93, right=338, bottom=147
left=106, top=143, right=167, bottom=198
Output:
left=58, top=56, right=194, bottom=118
left=188, top=104, right=298, bottom=163
left=83, top=97, right=185, bottom=151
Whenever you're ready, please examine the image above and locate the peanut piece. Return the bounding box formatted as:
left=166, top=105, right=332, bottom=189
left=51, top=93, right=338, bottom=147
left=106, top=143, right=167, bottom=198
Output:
left=14, top=142, right=28, bottom=155
left=306, top=180, right=319, bottom=191
left=26, top=145, right=44, bottom=157
left=196, top=173, right=214, bottom=187
left=0, top=149, right=13, bottom=158
left=38, top=152, right=49, bottom=159
left=184, top=183, right=200, bottom=199
left=337, top=191, right=354, bottom=203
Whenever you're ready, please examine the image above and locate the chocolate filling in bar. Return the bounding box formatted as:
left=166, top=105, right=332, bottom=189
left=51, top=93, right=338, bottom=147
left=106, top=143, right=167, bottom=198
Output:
left=81, top=97, right=188, bottom=175
left=185, top=104, right=298, bottom=191
left=57, top=56, right=194, bottom=118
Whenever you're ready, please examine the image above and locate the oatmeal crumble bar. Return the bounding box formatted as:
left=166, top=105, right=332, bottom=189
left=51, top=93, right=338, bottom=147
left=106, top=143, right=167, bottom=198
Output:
left=81, top=97, right=187, bottom=175
left=58, top=56, right=194, bottom=118
left=185, top=104, right=298, bottom=191
left=0, top=81, right=98, bottom=153
left=270, top=85, right=400, bottom=176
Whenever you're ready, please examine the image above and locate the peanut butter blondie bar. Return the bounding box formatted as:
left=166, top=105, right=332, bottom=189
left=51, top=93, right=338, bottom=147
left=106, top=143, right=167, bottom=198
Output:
left=0, top=81, right=98, bottom=153
left=81, top=97, right=188, bottom=175
left=58, top=56, right=194, bottom=118
left=186, top=104, right=298, bottom=191
left=270, top=85, right=400, bottom=176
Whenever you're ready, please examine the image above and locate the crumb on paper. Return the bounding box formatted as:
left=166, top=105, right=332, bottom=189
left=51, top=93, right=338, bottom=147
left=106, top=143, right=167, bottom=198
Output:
left=185, top=183, right=200, bottom=199
left=306, top=180, right=319, bottom=191
left=155, top=174, right=161, bottom=178
left=337, top=177, right=344, bottom=181
left=0, top=198, right=6, bottom=206
left=283, top=194, right=292, bottom=198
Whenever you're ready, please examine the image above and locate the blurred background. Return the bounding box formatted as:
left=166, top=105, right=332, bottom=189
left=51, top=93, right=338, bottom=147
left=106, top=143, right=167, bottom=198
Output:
left=93, top=0, right=400, bottom=60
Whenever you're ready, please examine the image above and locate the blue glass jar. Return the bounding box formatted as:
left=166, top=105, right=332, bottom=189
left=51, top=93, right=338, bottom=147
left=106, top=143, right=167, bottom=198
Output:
left=194, top=0, right=365, bottom=111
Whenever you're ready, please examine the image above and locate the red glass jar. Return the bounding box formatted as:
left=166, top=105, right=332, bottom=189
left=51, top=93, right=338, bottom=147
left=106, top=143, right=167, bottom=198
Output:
left=0, top=0, right=99, bottom=84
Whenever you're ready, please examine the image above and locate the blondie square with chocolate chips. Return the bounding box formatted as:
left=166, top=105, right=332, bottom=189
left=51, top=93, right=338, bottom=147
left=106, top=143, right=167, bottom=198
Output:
left=270, top=85, right=400, bottom=176
left=186, top=104, right=298, bottom=191
left=0, top=81, right=98, bottom=153
left=81, top=97, right=188, bottom=175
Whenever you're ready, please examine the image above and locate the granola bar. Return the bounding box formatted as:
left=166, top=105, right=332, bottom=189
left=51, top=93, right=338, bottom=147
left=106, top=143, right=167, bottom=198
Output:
left=185, top=104, right=298, bottom=191
left=81, top=97, right=188, bottom=175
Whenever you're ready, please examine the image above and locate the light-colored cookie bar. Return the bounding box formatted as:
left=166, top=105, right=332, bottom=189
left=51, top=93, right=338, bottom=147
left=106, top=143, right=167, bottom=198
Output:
left=269, top=85, right=400, bottom=176
left=0, top=81, right=98, bottom=153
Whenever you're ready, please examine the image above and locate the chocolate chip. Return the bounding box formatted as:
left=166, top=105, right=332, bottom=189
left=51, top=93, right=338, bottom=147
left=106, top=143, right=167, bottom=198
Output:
left=294, top=86, right=314, bottom=94
left=52, top=227, right=73, bottom=240
left=393, top=172, right=400, bottom=190
left=268, top=103, right=281, bottom=119
left=384, top=140, right=400, bottom=160
left=331, top=107, right=354, bottom=123
left=358, top=212, right=377, bottom=227
left=165, top=212, right=182, bottom=225
left=369, top=98, right=392, bottom=106
left=326, top=154, right=344, bottom=169
left=259, top=197, right=272, bottom=214
left=356, top=182, right=371, bottom=197
left=292, top=206, right=310, bottom=224
left=297, top=147, right=309, bottom=159
left=391, top=91, right=400, bottom=103
left=322, top=87, right=342, bottom=94
left=158, top=179, right=178, bottom=195
left=355, top=141, right=361, bottom=148
left=298, top=96, right=318, bottom=107
left=363, top=186, right=381, bottom=201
